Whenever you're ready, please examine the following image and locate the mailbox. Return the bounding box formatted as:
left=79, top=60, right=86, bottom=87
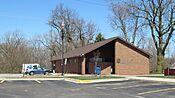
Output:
left=95, top=65, right=101, bottom=75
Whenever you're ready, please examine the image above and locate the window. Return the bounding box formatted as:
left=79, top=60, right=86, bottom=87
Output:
left=33, top=65, right=38, bottom=69
left=103, top=58, right=112, bottom=62
left=88, top=57, right=113, bottom=62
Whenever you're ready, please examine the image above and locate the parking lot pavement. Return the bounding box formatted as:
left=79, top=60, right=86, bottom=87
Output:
left=87, top=80, right=175, bottom=98
left=0, top=80, right=175, bottom=98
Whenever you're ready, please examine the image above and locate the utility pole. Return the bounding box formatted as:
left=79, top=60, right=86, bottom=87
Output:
left=61, top=21, right=65, bottom=76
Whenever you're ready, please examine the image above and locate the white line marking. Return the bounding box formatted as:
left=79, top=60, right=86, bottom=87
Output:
left=92, top=81, right=145, bottom=86
left=0, top=80, right=5, bottom=84
left=112, top=83, right=161, bottom=90
left=35, top=80, right=41, bottom=84
left=96, top=87, right=106, bottom=89
left=135, top=96, right=145, bottom=98
left=138, top=87, right=175, bottom=95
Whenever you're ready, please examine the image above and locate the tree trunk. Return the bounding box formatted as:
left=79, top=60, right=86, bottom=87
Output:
left=156, top=51, right=164, bottom=73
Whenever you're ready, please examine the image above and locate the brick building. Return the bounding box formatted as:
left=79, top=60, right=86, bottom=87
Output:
left=51, top=37, right=150, bottom=75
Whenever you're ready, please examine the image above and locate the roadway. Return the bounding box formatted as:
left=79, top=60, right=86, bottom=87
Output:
left=0, top=80, right=175, bottom=98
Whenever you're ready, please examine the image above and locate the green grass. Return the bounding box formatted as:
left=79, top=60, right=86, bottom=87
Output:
left=139, top=76, right=175, bottom=79
left=66, top=76, right=124, bottom=80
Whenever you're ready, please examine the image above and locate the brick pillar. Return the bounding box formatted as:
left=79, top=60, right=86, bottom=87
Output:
left=81, top=57, right=86, bottom=75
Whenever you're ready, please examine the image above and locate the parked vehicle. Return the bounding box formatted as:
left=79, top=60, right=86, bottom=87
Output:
left=164, top=69, right=175, bottom=76
left=164, top=63, right=175, bottom=76
left=22, top=64, right=49, bottom=75
left=28, top=67, right=49, bottom=75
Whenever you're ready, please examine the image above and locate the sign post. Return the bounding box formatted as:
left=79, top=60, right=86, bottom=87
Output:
left=93, top=50, right=100, bottom=75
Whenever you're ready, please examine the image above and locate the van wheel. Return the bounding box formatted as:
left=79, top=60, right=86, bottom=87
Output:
left=29, top=72, right=34, bottom=76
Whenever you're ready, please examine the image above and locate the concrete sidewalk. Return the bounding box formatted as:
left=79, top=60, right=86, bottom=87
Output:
left=0, top=77, right=128, bottom=84
left=1, top=74, right=175, bottom=84
left=64, top=78, right=129, bottom=84
left=0, top=74, right=128, bottom=84
left=0, top=74, right=63, bottom=81
left=126, top=76, right=175, bottom=83
left=0, top=74, right=23, bottom=78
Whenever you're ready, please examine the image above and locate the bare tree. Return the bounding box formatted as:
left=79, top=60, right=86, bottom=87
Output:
left=110, top=1, right=146, bottom=46
left=132, top=0, right=175, bottom=73
left=29, top=38, right=51, bottom=68
left=74, top=19, right=96, bottom=47
left=145, top=38, right=157, bottom=73
left=49, top=3, right=77, bottom=52
left=38, top=29, right=61, bottom=59
left=85, top=22, right=96, bottom=44
left=48, top=3, right=97, bottom=54
left=0, top=32, right=31, bottom=73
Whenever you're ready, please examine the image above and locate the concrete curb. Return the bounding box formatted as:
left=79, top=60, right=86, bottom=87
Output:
left=0, top=77, right=128, bottom=84
left=127, top=77, right=175, bottom=83
left=64, top=78, right=129, bottom=84
left=5, top=76, right=175, bottom=84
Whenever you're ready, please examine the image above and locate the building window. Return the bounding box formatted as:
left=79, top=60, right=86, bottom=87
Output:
left=88, top=57, right=112, bottom=62
left=102, top=57, right=112, bottom=62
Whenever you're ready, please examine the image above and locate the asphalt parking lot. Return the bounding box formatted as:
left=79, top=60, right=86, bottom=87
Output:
left=0, top=80, right=175, bottom=98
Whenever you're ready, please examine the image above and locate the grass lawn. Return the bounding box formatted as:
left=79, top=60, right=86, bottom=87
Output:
left=140, top=75, right=175, bottom=79
left=66, top=76, right=125, bottom=80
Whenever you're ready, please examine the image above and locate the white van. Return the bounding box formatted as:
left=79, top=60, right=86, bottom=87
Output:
left=22, top=64, right=40, bottom=74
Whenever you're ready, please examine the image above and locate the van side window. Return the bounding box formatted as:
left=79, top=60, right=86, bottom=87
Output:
left=33, top=65, right=38, bottom=69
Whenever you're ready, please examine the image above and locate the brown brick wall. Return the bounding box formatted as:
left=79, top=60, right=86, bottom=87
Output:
left=55, top=60, right=61, bottom=73
left=55, top=57, right=81, bottom=74
left=115, top=65, right=149, bottom=75
left=115, top=40, right=149, bottom=75
left=89, top=62, right=112, bottom=75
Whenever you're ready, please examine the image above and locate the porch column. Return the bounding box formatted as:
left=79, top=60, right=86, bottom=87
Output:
left=81, top=57, right=86, bottom=75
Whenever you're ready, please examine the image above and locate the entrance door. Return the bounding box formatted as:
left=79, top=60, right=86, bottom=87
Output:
left=85, top=63, right=90, bottom=74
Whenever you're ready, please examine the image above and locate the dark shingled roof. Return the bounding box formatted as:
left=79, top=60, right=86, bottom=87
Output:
left=51, top=37, right=150, bottom=61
